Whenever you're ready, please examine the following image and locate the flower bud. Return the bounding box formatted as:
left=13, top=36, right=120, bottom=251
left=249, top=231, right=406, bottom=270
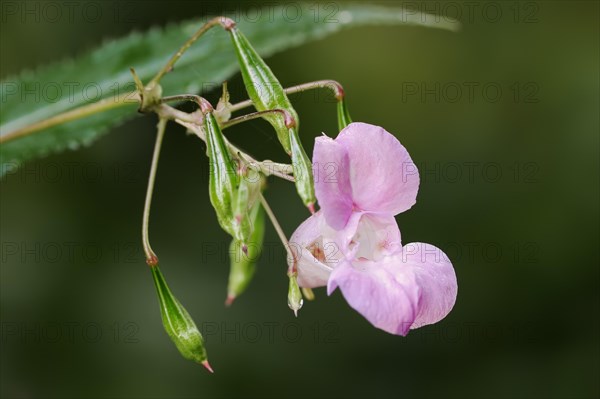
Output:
left=301, top=287, right=315, bottom=301
left=227, top=27, right=316, bottom=209
left=214, top=82, right=233, bottom=124
left=226, top=201, right=265, bottom=305
left=150, top=265, right=212, bottom=372
left=287, top=272, right=304, bottom=317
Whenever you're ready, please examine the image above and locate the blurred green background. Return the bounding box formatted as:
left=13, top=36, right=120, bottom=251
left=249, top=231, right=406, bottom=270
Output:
left=1, top=1, right=598, bottom=398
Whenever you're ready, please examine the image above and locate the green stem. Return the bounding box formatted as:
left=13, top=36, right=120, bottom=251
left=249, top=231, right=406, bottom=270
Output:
left=175, top=118, right=295, bottom=183
left=0, top=79, right=346, bottom=146
left=229, top=80, right=346, bottom=114
left=160, top=94, right=213, bottom=113
left=143, top=118, right=168, bottom=266
left=149, top=16, right=235, bottom=87
left=221, top=109, right=296, bottom=130
left=258, top=193, right=294, bottom=269
left=0, top=92, right=139, bottom=144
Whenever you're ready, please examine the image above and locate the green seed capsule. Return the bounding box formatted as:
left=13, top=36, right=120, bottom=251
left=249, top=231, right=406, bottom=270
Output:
left=289, top=128, right=316, bottom=209
left=232, top=173, right=252, bottom=244
left=227, top=26, right=315, bottom=209
left=337, top=98, right=353, bottom=131
left=151, top=265, right=212, bottom=371
left=231, top=166, right=264, bottom=245
left=287, top=272, right=304, bottom=317
left=204, top=111, right=239, bottom=238
left=226, top=201, right=265, bottom=305
left=228, top=27, right=296, bottom=153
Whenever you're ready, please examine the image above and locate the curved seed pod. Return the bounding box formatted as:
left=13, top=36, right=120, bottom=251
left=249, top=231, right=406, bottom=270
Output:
left=151, top=265, right=212, bottom=372
left=204, top=110, right=238, bottom=237
left=226, top=201, right=265, bottom=305
left=227, top=27, right=296, bottom=153
left=226, top=26, right=315, bottom=209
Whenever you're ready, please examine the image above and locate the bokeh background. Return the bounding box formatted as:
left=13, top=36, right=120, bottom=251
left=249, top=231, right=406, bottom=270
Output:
left=1, top=1, right=598, bottom=398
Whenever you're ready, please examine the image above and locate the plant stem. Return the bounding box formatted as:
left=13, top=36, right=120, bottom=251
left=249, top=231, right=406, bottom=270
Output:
left=149, top=16, right=235, bottom=87
left=175, top=118, right=295, bottom=183
left=0, top=92, right=139, bottom=144
left=221, top=109, right=296, bottom=130
left=142, top=118, right=167, bottom=266
left=0, top=79, right=345, bottom=146
left=229, top=80, right=346, bottom=114
left=258, top=193, right=295, bottom=269
left=160, top=94, right=213, bottom=113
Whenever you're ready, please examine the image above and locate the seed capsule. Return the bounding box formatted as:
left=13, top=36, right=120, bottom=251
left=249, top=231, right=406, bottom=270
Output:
left=289, top=128, right=316, bottom=210
left=226, top=201, right=265, bottom=305
left=231, top=164, right=264, bottom=246
left=287, top=272, right=304, bottom=317
left=204, top=109, right=239, bottom=238
left=151, top=265, right=212, bottom=371
left=337, top=98, right=352, bottom=131
left=227, top=26, right=315, bottom=209
left=228, top=27, right=296, bottom=153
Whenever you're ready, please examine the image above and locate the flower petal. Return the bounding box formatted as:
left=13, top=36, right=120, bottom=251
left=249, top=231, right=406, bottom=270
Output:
left=288, top=212, right=335, bottom=288
left=400, top=243, right=457, bottom=329
left=336, top=122, right=420, bottom=215
left=327, top=242, right=456, bottom=335
left=327, top=258, right=418, bottom=336
left=313, top=135, right=353, bottom=229
left=348, top=212, right=402, bottom=261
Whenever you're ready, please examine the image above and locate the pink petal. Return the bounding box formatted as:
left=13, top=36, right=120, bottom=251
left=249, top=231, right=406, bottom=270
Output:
left=401, top=243, right=458, bottom=329
left=313, top=135, right=353, bottom=229
left=348, top=212, right=402, bottom=261
left=327, top=259, right=418, bottom=336
left=327, top=242, right=456, bottom=335
left=290, top=211, right=403, bottom=289
left=288, top=212, right=335, bottom=288
left=336, top=122, right=420, bottom=216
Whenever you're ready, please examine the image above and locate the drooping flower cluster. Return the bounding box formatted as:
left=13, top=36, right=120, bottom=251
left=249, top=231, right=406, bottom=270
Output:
left=289, top=122, right=457, bottom=335
left=135, top=13, right=457, bottom=369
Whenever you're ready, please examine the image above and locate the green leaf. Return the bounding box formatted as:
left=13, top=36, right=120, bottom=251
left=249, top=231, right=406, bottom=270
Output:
left=0, top=4, right=459, bottom=177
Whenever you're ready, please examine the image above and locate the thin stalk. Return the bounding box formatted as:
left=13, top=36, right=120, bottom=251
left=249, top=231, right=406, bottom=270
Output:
left=142, top=118, right=168, bottom=266
left=154, top=104, right=199, bottom=124
left=228, top=80, right=346, bottom=114
left=149, top=16, right=235, bottom=87
left=0, top=79, right=345, bottom=145
left=221, top=109, right=295, bottom=130
left=0, top=92, right=139, bottom=144
left=160, top=94, right=213, bottom=113
left=258, top=193, right=295, bottom=270
left=175, top=118, right=295, bottom=183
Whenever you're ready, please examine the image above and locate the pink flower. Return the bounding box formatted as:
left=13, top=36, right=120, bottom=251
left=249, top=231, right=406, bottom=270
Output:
left=289, top=123, right=457, bottom=335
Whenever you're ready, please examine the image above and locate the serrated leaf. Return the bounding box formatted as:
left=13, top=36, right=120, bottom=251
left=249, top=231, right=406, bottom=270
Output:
left=0, top=4, right=459, bottom=177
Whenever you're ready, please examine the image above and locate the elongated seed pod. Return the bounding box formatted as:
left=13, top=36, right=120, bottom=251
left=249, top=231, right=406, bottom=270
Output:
left=227, top=26, right=315, bottom=209
left=204, top=111, right=239, bottom=237
left=226, top=201, right=265, bottom=305
left=151, top=265, right=211, bottom=371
